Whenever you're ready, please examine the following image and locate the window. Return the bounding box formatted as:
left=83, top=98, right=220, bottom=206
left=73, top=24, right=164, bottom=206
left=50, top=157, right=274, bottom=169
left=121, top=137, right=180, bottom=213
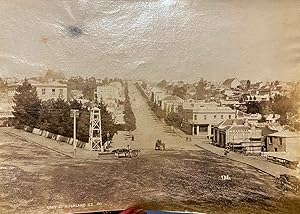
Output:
left=279, top=138, right=283, bottom=146
left=275, top=148, right=278, bottom=152
left=194, top=115, right=197, bottom=120
left=199, top=125, right=208, bottom=132
left=204, top=115, right=207, bottom=120
left=221, top=115, right=224, bottom=119
left=42, top=88, right=46, bottom=95
left=52, top=89, right=56, bottom=95
left=214, top=115, right=217, bottom=119
left=228, top=115, right=231, bottom=119
left=59, top=89, right=63, bottom=96
left=193, top=126, right=197, bottom=135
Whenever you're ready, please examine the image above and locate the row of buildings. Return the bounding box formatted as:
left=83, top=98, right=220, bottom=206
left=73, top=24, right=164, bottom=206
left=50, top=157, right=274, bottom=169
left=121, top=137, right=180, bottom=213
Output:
left=94, top=82, right=126, bottom=126
left=140, top=82, right=300, bottom=160
left=0, top=79, right=126, bottom=126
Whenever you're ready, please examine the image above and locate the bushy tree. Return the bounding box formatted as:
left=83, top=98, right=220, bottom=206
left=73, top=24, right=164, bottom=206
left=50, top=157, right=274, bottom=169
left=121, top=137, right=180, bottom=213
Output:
left=82, top=77, right=97, bottom=101
left=97, top=100, right=118, bottom=142
left=165, top=112, right=182, bottom=128
left=43, top=98, right=73, bottom=136
left=245, top=101, right=261, bottom=114
left=157, top=80, right=168, bottom=88
left=271, top=95, right=298, bottom=124
left=124, top=82, right=136, bottom=131
left=141, top=82, right=147, bottom=90
left=77, top=108, right=90, bottom=142
left=173, top=86, right=187, bottom=99
left=12, top=79, right=41, bottom=128
left=194, top=78, right=208, bottom=100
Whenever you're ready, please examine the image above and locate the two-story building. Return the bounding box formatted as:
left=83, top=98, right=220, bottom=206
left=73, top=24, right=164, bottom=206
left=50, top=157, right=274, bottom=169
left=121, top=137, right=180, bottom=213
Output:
left=8, top=80, right=67, bottom=101
left=160, top=95, right=183, bottom=114
left=179, top=101, right=237, bottom=137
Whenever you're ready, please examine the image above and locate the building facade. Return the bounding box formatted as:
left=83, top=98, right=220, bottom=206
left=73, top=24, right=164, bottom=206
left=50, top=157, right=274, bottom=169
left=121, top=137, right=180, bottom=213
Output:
left=180, top=101, right=237, bottom=136
left=212, top=119, right=262, bottom=150
left=266, top=131, right=300, bottom=157
left=8, top=80, right=67, bottom=101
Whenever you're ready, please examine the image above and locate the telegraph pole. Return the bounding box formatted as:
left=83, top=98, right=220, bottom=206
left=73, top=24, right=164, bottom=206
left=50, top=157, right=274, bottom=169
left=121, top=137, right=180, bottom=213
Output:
left=71, top=109, right=79, bottom=158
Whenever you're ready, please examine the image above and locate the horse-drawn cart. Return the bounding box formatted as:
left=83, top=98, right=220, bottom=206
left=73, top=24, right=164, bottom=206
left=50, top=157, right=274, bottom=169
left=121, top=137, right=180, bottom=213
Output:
left=277, top=174, right=300, bottom=193
left=155, top=139, right=165, bottom=150
left=111, top=148, right=140, bottom=159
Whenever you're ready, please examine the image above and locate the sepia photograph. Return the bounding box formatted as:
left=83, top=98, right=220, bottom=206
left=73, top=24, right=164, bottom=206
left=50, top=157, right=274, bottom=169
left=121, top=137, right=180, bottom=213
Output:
left=0, top=0, right=300, bottom=213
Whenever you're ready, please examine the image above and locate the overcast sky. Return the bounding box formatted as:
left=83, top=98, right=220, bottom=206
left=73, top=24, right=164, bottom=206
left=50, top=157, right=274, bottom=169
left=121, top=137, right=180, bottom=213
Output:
left=0, top=0, right=300, bottom=82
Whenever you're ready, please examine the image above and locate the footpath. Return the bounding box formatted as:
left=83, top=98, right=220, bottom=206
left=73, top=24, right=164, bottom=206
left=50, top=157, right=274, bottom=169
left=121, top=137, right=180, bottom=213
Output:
left=0, top=127, right=100, bottom=159
left=191, top=135, right=296, bottom=178
left=170, top=125, right=296, bottom=177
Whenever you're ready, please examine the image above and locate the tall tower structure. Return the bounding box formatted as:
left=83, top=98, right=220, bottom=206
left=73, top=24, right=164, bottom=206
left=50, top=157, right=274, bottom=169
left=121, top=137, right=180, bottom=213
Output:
left=88, top=107, right=103, bottom=151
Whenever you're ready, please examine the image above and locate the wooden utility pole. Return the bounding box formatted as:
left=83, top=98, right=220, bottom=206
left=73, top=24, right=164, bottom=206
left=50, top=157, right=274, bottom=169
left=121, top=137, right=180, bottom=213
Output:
left=71, top=109, right=79, bottom=157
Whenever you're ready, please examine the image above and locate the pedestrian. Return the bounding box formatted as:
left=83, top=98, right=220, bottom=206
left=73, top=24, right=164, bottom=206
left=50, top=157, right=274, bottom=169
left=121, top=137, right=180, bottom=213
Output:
left=224, top=147, right=229, bottom=157
left=132, top=135, right=135, bottom=141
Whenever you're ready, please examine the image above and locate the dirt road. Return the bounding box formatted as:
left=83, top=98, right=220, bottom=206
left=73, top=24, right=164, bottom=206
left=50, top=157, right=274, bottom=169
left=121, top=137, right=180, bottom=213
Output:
left=1, top=129, right=300, bottom=214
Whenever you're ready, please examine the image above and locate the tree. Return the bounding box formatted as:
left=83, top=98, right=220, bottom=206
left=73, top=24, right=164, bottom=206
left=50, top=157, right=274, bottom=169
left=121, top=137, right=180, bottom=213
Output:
left=77, top=108, right=90, bottom=142
left=124, top=82, right=136, bottom=131
left=271, top=95, right=297, bottom=124
left=245, top=101, right=261, bottom=114
left=39, top=69, right=65, bottom=82
left=82, top=77, right=97, bottom=101
left=246, top=80, right=251, bottom=90
left=141, top=82, right=147, bottom=90
left=42, top=98, right=73, bottom=137
left=157, top=80, right=168, bottom=88
left=195, top=78, right=208, bottom=100
left=165, top=112, right=183, bottom=128
left=173, top=86, right=187, bottom=99
left=97, top=100, right=117, bottom=142
left=12, top=79, right=41, bottom=128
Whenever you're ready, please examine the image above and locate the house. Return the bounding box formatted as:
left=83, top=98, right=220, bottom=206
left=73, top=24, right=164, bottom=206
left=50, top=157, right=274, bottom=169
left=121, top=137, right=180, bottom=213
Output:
left=212, top=119, right=262, bottom=152
left=179, top=101, right=237, bottom=137
left=236, top=110, right=262, bottom=123
left=243, top=94, right=270, bottom=102
left=0, top=95, right=14, bottom=126
left=222, top=78, right=241, bottom=89
left=8, top=80, right=68, bottom=101
left=265, top=114, right=281, bottom=123
left=149, top=87, right=168, bottom=106
left=266, top=131, right=300, bottom=157
left=95, top=85, right=124, bottom=103
left=160, top=95, right=184, bottom=114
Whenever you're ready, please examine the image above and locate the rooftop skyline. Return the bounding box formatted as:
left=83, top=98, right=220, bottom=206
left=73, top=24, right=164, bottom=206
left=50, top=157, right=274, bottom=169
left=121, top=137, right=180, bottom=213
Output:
left=0, top=0, right=300, bottom=82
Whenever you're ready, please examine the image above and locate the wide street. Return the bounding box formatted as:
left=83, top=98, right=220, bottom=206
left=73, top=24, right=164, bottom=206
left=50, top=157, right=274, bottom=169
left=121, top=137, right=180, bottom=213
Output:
left=112, top=83, right=198, bottom=151
left=0, top=83, right=300, bottom=214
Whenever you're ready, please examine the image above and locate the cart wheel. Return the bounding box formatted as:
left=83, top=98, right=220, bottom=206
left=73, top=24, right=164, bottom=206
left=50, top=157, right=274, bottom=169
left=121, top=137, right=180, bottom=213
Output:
left=278, top=176, right=288, bottom=191
left=130, top=150, right=140, bottom=159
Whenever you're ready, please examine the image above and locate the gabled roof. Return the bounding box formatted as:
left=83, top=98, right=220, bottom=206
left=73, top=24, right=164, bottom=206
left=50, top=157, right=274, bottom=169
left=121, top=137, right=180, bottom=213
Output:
left=229, top=126, right=250, bottom=131
left=161, top=95, right=183, bottom=101
left=268, top=130, right=300, bottom=138
left=222, top=78, right=240, bottom=87
left=218, top=119, right=244, bottom=127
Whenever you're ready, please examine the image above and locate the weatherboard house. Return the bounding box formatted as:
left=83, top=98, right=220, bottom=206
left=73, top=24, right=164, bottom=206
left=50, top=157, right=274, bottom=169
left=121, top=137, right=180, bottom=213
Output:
left=222, top=78, right=241, bottom=89
left=8, top=80, right=68, bottom=101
